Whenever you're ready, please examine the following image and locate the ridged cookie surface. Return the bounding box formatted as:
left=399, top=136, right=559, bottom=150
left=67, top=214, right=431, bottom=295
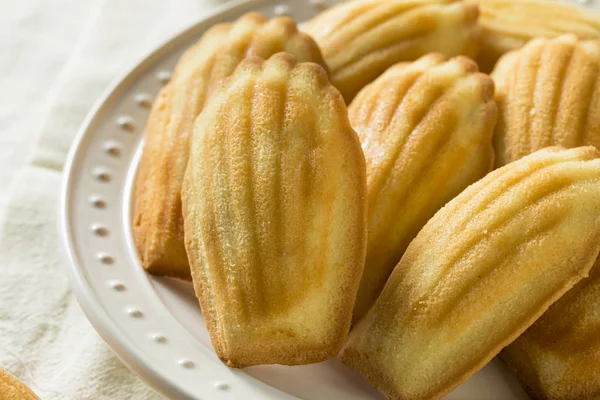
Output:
left=348, top=54, right=496, bottom=322
left=304, top=0, right=480, bottom=102
left=475, top=0, right=600, bottom=72
left=133, top=13, right=327, bottom=279
left=502, top=259, right=600, bottom=400
left=492, top=35, right=600, bottom=167
left=182, top=53, right=367, bottom=367
left=340, top=146, right=600, bottom=400
left=0, top=367, right=39, bottom=400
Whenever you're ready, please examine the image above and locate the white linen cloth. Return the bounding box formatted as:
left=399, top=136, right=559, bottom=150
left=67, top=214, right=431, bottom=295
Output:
left=0, top=1, right=222, bottom=398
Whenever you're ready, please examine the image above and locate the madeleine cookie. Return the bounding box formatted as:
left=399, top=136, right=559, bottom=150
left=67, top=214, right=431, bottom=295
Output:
left=0, top=367, right=39, bottom=400
left=348, top=54, right=496, bottom=322
left=304, top=0, right=481, bottom=102
left=182, top=53, right=367, bottom=367
left=492, top=35, right=600, bottom=167
left=133, top=13, right=327, bottom=280
left=340, top=147, right=600, bottom=400
left=502, top=259, right=600, bottom=400
left=475, top=0, right=600, bottom=72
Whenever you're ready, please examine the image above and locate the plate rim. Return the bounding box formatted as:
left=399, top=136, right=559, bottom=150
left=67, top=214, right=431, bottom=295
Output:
left=58, top=1, right=287, bottom=399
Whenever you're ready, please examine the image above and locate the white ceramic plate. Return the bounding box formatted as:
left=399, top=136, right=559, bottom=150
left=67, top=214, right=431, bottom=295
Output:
left=60, top=0, right=595, bottom=398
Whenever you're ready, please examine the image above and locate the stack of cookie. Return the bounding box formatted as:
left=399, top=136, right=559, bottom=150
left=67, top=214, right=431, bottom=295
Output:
left=132, top=1, right=600, bottom=399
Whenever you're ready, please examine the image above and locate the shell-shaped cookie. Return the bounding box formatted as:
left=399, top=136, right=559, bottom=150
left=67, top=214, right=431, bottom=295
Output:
left=304, top=0, right=481, bottom=102
left=0, top=367, right=39, bottom=400
left=349, top=54, right=496, bottom=322
left=133, top=13, right=327, bottom=279
left=340, top=146, right=600, bottom=400
left=492, top=35, right=600, bottom=167
left=502, top=259, right=600, bottom=400
left=182, top=53, right=367, bottom=367
left=475, top=0, right=600, bottom=72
